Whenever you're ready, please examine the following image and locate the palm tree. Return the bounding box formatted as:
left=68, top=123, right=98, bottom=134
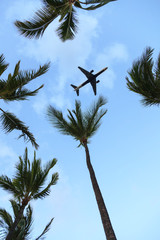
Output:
left=0, top=200, right=53, bottom=240
left=15, top=0, right=116, bottom=42
left=126, top=47, right=160, bottom=106
left=0, top=148, right=59, bottom=240
left=0, top=54, right=50, bottom=149
left=47, top=96, right=117, bottom=240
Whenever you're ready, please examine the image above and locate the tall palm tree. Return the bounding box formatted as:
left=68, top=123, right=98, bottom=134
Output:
left=0, top=54, right=50, bottom=149
left=47, top=96, right=117, bottom=240
left=0, top=200, right=53, bottom=240
left=126, top=47, right=160, bottom=106
left=0, top=148, right=59, bottom=240
left=15, top=0, right=116, bottom=42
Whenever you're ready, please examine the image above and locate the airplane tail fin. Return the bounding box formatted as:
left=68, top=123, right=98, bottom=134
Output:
left=71, top=84, right=79, bottom=96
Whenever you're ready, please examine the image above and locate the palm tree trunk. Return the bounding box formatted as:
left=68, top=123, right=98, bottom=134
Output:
left=6, top=204, right=26, bottom=240
left=83, top=141, right=117, bottom=240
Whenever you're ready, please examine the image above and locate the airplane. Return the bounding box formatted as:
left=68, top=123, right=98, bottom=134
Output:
left=71, top=66, right=108, bottom=96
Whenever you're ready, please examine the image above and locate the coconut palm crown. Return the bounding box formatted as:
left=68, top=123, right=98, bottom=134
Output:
left=47, top=97, right=117, bottom=240
left=47, top=96, right=107, bottom=145
left=0, top=54, right=50, bottom=149
left=126, top=47, right=160, bottom=106
left=15, top=0, right=116, bottom=42
left=0, top=148, right=58, bottom=240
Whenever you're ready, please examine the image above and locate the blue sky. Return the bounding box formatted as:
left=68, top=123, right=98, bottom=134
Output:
left=0, top=0, right=160, bottom=239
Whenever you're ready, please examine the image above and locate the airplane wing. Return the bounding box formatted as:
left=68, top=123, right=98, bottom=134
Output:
left=90, top=79, right=97, bottom=95
left=78, top=66, right=93, bottom=78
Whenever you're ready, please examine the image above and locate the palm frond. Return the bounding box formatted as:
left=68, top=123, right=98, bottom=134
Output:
left=0, top=62, right=49, bottom=101
left=10, top=200, right=20, bottom=219
left=5, top=62, right=50, bottom=89
left=43, top=0, right=67, bottom=9
left=126, top=47, right=160, bottom=106
left=33, top=172, right=59, bottom=199
left=85, top=96, right=107, bottom=136
left=56, top=6, right=78, bottom=41
left=0, top=209, right=13, bottom=228
left=67, top=109, right=81, bottom=136
left=0, top=176, right=20, bottom=197
left=77, top=0, right=116, bottom=10
left=1, top=85, right=44, bottom=101
left=15, top=7, right=58, bottom=38
left=47, top=105, right=73, bottom=135
left=35, top=218, right=54, bottom=240
left=73, top=101, right=84, bottom=130
left=19, top=204, right=33, bottom=239
left=0, top=109, right=39, bottom=149
left=0, top=54, right=9, bottom=76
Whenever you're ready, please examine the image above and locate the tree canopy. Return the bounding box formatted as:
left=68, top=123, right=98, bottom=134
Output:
left=15, top=0, right=116, bottom=41
left=126, top=47, right=160, bottom=106
left=0, top=54, right=50, bottom=149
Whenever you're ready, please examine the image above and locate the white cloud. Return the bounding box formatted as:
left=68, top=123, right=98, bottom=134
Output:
left=0, top=140, right=17, bottom=174
left=0, top=141, right=17, bottom=159
left=32, top=92, right=48, bottom=115
left=50, top=94, right=71, bottom=109
left=96, top=42, right=128, bottom=66
left=18, top=13, right=98, bottom=68
left=95, top=43, right=129, bottom=88
left=5, top=0, right=41, bottom=20
left=18, top=12, right=98, bottom=108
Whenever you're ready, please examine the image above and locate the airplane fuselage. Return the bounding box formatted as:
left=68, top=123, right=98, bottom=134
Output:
left=75, top=67, right=107, bottom=91
left=71, top=66, right=108, bottom=95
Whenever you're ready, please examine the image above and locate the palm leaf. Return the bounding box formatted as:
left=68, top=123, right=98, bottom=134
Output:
left=76, top=0, right=116, bottom=10
left=35, top=218, right=54, bottom=240
left=0, top=62, right=49, bottom=101
left=33, top=172, right=58, bottom=199
left=10, top=200, right=20, bottom=219
left=15, top=7, right=58, bottom=38
left=0, top=209, right=13, bottom=228
left=0, top=109, right=39, bottom=149
left=43, top=0, right=68, bottom=9
left=126, top=47, right=160, bottom=106
left=56, top=6, right=78, bottom=41
left=0, top=176, right=20, bottom=197
left=85, top=96, right=107, bottom=136
left=0, top=55, right=9, bottom=77
left=1, top=85, right=44, bottom=101
left=5, top=62, right=50, bottom=89
left=24, top=204, right=33, bottom=238
left=47, top=106, right=72, bottom=135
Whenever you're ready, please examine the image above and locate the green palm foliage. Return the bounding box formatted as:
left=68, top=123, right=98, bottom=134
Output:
left=0, top=200, right=54, bottom=240
left=15, top=0, right=116, bottom=41
left=126, top=47, right=160, bottom=106
left=0, top=54, right=50, bottom=149
left=0, top=200, right=33, bottom=240
left=0, top=148, right=58, bottom=240
left=47, top=96, right=107, bottom=144
left=47, top=97, right=117, bottom=240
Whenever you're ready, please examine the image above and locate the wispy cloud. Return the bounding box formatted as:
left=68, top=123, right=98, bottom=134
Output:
left=18, top=12, right=99, bottom=109
left=0, top=140, right=17, bottom=174
left=95, top=43, right=129, bottom=89
left=5, top=0, right=41, bottom=21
